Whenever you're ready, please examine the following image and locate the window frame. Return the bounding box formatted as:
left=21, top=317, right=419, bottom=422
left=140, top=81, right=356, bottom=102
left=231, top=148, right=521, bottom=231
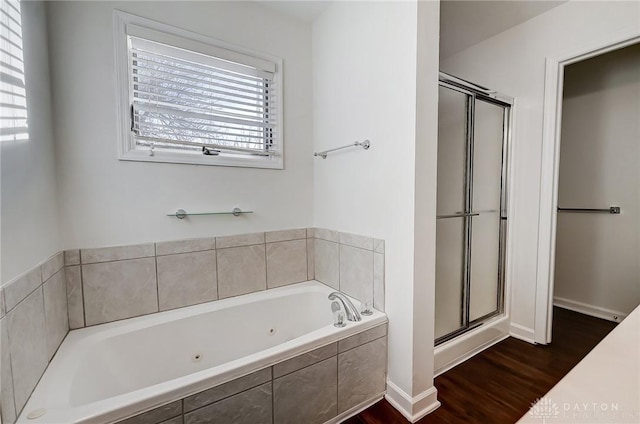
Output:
left=1, top=0, right=29, bottom=142
left=113, top=10, right=284, bottom=169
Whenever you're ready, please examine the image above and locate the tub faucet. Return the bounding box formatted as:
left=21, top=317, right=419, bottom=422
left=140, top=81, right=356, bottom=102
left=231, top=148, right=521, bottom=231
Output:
left=328, top=292, right=361, bottom=322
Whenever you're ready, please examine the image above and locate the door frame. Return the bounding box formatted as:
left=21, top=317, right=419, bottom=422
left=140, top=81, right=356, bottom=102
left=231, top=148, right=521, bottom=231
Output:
left=534, top=31, right=640, bottom=344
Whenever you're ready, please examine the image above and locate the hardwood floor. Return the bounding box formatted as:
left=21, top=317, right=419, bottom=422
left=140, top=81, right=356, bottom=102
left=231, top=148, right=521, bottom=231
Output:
left=345, top=307, right=617, bottom=424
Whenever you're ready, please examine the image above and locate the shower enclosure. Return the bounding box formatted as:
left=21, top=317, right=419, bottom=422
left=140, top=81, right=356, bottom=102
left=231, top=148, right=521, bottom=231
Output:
left=435, top=72, right=511, bottom=345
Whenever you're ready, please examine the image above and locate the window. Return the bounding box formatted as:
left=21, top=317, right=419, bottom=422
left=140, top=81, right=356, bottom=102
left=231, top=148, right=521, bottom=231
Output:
left=0, top=0, right=28, bottom=142
left=114, top=12, right=283, bottom=168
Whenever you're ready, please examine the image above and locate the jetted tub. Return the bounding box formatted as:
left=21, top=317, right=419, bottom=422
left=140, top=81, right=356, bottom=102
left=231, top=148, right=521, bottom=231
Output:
left=18, top=281, right=387, bottom=424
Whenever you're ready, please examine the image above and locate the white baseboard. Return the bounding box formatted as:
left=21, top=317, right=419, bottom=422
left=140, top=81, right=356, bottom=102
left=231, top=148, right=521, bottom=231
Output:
left=509, top=322, right=536, bottom=343
left=554, top=297, right=627, bottom=323
left=385, top=380, right=440, bottom=423
left=434, top=315, right=510, bottom=376
left=325, top=393, right=384, bottom=424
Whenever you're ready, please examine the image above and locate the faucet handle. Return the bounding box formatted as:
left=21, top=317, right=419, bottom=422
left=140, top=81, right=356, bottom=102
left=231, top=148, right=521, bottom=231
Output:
left=333, top=309, right=347, bottom=328
left=360, top=300, right=373, bottom=316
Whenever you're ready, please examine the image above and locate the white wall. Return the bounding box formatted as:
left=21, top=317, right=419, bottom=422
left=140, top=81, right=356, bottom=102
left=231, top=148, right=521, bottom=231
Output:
left=312, top=0, right=441, bottom=418
left=46, top=1, right=314, bottom=249
left=1, top=1, right=61, bottom=284
left=555, top=44, right=640, bottom=317
left=441, top=0, right=640, bottom=339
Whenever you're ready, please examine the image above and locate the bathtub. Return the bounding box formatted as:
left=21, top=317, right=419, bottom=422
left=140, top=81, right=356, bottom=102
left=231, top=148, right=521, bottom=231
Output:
left=18, top=281, right=387, bottom=424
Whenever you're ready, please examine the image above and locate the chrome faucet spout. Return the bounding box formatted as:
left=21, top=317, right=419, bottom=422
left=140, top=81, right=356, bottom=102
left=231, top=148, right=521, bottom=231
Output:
left=328, top=292, right=362, bottom=322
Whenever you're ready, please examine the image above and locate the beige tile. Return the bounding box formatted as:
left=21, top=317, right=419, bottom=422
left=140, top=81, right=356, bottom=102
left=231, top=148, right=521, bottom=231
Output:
left=83, top=258, right=158, bottom=326
left=7, top=288, right=48, bottom=413
left=81, top=243, right=155, bottom=264
left=215, top=232, right=264, bottom=249
left=265, top=228, right=307, bottom=243
left=339, top=245, right=373, bottom=303
left=273, top=356, right=337, bottom=424
left=184, top=383, right=272, bottom=424
left=307, top=238, right=315, bottom=280
left=374, top=252, right=385, bottom=311
left=314, top=228, right=339, bottom=242
left=64, top=249, right=81, bottom=266
left=43, top=269, right=69, bottom=359
left=266, top=240, right=308, bottom=289
left=306, top=228, right=315, bottom=238
left=374, top=239, right=385, bottom=254
left=314, top=239, right=339, bottom=290
left=338, top=337, right=387, bottom=413
left=340, top=232, right=374, bottom=250
left=338, top=324, right=387, bottom=353
left=42, top=251, right=65, bottom=282
left=183, top=368, right=271, bottom=412
left=155, top=237, right=215, bottom=256
left=66, top=265, right=85, bottom=329
left=1, top=317, right=16, bottom=424
left=273, top=343, right=337, bottom=378
left=157, top=251, right=217, bottom=311
left=117, top=400, right=182, bottom=424
left=217, top=245, right=266, bottom=299
left=3, top=267, right=41, bottom=312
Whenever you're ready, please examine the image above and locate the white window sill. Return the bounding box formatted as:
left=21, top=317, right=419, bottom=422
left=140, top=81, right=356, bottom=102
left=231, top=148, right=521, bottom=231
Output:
left=118, top=149, right=283, bottom=169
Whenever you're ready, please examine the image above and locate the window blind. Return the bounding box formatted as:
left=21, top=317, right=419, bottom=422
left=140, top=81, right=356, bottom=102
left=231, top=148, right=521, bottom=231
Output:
left=0, top=0, right=28, bottom=142
left=129, top=36, right=277, bottom=156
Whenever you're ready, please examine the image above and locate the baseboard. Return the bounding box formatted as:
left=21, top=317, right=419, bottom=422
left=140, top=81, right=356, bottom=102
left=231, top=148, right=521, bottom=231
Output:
left=325, top=393, right=384, bottom=424
left=554, top=297, right=627, bottom=323
left=509, top=322, right=536, bottom=343
left=385, top=380, right=440, bottom=423
left=434, top=315, right=510, bottom=376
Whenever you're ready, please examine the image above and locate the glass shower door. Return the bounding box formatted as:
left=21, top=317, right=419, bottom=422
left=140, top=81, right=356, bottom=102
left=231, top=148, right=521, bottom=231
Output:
left=435, top=85, right=469, bottom=340
left=469, top=99, right=506, bottom=323
left=435, top=78, right=510, bottom=345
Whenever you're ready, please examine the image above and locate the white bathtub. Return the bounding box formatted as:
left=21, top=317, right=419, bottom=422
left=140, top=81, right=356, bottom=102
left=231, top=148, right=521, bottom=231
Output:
left=17, top=281, right=387, bottom=424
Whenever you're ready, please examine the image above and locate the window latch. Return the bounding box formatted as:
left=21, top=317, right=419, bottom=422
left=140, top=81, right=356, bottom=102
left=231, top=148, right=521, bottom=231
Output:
left=202, top=146, right=220, bottom=156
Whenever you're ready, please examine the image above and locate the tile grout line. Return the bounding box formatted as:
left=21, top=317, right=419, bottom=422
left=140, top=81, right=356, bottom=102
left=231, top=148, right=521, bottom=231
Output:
left=80, top=253, right=156, bottom=266
left=271, top=367, right=275, bottom=424
left=78, top=263, right=86, bottom=328
left=154, top=247, right=160, bottom=313
left=4, top=309, right=19, bottom=421
left=80, top=249, right=87, bottom=329
left=305, top=234, right=309, bottom=283
left=263, top=237, right=268, bottom=292
left=213, top=246, right=219, bottom=301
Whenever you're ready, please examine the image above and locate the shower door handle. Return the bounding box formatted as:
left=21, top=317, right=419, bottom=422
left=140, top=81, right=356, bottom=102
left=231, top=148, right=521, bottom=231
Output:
left=436, top=212, right=480, bottom=219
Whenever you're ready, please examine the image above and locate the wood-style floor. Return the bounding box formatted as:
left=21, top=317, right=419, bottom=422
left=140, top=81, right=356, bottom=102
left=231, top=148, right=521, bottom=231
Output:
left=345, top=307, right=617, bottom=424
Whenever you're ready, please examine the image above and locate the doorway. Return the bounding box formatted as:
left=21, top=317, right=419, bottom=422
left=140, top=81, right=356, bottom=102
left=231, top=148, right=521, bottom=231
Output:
left=535, top=34, right=640, bottom=344
left=434, top=73, right=512, bottom=345
left=552, top=44, right=640, bottom=327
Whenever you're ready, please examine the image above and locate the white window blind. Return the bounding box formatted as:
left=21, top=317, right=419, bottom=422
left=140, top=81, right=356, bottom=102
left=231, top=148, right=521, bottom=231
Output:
left=0, top=0, right=28, bottom=142
left=129, top=36, right=277, bottom=157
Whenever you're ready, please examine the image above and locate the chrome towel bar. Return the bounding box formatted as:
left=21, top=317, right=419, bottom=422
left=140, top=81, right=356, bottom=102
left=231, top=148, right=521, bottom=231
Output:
left=314, top=140, right=370, bottom=159
left=168, top=208, right=253, bottom=219
left=557, top=206, right=620, bottom=214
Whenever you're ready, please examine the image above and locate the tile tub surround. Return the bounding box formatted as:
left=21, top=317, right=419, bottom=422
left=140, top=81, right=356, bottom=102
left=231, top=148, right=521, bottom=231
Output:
left=0, top=253, right=68, bottom=424
left=313, top=229, right=386, bottom=311
left=63, top=227, right=384, bottom=329
left=0, top=228, right=385, bottom=423
left=114, top=324, right=388, bottom=424
left=65, top=228, right=315, bottom=328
